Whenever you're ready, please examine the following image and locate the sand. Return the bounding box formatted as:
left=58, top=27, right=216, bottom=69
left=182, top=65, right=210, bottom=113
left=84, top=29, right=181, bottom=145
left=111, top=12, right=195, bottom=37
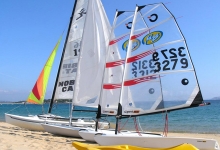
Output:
left=0, top=122, right=220, bottom=150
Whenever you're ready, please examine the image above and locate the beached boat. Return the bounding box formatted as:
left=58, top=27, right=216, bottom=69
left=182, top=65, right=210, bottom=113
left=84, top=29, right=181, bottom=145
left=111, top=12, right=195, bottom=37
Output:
left=5, top=35, right=66, bottom=131
left=78, top=9, right=163, bottom=142
left=5, top=0, right=106, bottom=131
left=93, top=3, right=219, bottom=150
left=41, top=0, right=113, bottom=137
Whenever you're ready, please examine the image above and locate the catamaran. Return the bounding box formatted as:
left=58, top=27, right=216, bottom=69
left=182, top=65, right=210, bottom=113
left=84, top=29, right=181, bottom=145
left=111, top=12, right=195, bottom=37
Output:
left=5, top=0, right=108, bottom=131
left=41, top=0, right=113, bottom=137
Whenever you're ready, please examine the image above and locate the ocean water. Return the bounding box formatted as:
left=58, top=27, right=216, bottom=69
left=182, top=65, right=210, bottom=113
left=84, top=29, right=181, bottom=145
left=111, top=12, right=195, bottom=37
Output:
left=0, top=100, right=220, bottom=134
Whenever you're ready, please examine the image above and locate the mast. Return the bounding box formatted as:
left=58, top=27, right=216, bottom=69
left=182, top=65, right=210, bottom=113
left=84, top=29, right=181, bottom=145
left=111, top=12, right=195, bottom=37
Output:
left=48, top=0, right=78, bottom=113
left=95, top=10, right=121, bottom=132
left=70, top=0, right=112, bottom=123
left=69, top=0, right=91, bottom=125
left=115, top=6, right=140, bottom=135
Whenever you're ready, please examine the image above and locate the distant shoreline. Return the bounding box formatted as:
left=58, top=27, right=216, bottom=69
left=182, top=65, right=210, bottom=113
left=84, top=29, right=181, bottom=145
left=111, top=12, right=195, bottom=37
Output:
left=0, top=99, right=218, bottom=104
left=0, top=102, right=71, bottom=104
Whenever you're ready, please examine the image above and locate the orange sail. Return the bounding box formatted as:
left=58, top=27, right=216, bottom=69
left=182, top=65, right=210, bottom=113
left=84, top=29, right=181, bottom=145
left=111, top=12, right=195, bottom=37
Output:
left=27, top=37, right=62, bottom=104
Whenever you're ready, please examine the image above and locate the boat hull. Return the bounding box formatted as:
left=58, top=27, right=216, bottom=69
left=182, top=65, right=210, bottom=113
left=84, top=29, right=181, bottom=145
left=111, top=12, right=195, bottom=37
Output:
left=79, top=129, right=161, bottom=143
left=5, top=113, right=103, bottom=132
left=5, top=113, right=53, bottom=131
left=94, top=134, right=219, bottom=150
left=42, top=123, right=90, bottom=138
left=79, top=129, right=98, bottom=142
left=42, top=121, right=111, bottom=138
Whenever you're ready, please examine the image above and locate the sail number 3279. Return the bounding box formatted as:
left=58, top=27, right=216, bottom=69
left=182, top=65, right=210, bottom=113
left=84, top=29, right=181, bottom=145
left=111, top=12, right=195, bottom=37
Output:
left=152, top=47, right=189, bottom=72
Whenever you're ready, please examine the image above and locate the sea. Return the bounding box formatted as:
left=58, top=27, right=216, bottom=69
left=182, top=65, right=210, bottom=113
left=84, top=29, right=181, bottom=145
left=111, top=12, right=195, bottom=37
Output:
left=0, top=100, right=220, bottom=134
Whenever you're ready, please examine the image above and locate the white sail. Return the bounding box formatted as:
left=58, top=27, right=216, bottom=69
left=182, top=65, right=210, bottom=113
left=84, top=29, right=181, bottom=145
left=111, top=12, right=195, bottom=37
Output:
left=99, top=11, right=135, bottom=115
left=72, top=0, right=111, bottom=107
left=119, top=3, right=203, bottom=116
left=54, top=0, right=89, bottom=99
left=93, top=5, right=219, bottom=150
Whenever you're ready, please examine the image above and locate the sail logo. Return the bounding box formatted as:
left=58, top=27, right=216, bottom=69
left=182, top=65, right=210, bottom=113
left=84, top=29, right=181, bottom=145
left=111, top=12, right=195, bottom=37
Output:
left=142, top=31, right=163, bottom=45
left=124, top=110, right=140, bottom=113
left=125, top=22, right=132, bottom=29
left=148, top=14, right=158, bottom=22
left=122, top=39, right=141, bottom=51
left=76, top=8, right=86, bottom=20
left=62, top=63, right=77, bottom=74
left=58, top=80, right=74, bottom=92
left=103, top=110, right=115, bottom=114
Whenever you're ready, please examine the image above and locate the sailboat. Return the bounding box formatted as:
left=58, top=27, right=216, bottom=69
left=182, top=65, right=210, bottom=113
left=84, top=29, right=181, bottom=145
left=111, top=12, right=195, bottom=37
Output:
left=92, top=3, right=219, bottom=150
left=5, top=0, right=104, bottom=131
left=4, top=36, right=69, bottom=131
left=78, top=9, right=163, bottom=142
left=41, top=0, right=113, bottom=138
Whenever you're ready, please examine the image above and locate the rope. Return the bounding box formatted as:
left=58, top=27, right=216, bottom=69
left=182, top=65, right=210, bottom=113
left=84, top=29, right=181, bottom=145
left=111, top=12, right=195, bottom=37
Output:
left=163, top=111, right=168, bottom=137
left=118, top=119, right=120, bottom=132
left=137, top=117, right=144, bottom=132
left=41, top=104, right=45, bottom=114
left=51, top=100, right=58, bottom=110
left=119, top=116, right=131, bottom=131
left=24, top=102, right=31, bottom=115
left=133, top=117, right=142, bottom=136
left=6, top=104, right=22, bottom=113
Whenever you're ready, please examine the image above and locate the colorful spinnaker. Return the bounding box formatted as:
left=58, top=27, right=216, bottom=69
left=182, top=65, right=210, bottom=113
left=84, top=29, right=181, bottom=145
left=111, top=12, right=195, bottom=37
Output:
left=27, top=37, right=62, bottom=104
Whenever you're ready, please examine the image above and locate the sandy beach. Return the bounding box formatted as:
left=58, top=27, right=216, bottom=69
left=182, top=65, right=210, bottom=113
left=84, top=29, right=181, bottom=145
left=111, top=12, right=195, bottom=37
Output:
left=0, top=122, right=220, bottom=150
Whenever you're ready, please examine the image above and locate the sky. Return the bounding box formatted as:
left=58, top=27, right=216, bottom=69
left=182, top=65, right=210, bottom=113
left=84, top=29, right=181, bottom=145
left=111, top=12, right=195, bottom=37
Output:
left=0, top=0, right=220, bottom=102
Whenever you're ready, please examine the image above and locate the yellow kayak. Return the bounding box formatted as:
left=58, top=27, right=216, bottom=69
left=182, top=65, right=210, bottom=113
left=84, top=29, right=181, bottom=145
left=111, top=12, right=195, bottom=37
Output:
left=72, top=142, right=199, bottom=150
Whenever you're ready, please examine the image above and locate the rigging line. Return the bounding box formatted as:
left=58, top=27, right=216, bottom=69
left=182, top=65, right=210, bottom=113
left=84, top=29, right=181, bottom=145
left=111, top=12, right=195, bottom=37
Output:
left=6, top=104, right=22, bottom=114
left=137, top=8, right=148, bottom=28
left=24, top=102, right=31, bottom=115
left=48, top=0, right=78, bottom=114
left=118, top=118, right=121, bottom=132
left=68, top=99, right=71, bottom=118
left=115, top=12, right=134, bottom=29
left=162, top=3, right=204, bottom=103
left=133, top=117, right=142, bottom=136
left=41, top=104, right=45, bottom=114
left=119, top=116, right=131, bottom=130
left=137, top=116, right=144, bottom=132
left=52, top=100, right=58, bottom=110
left=163, top=111, right=169, bottom=137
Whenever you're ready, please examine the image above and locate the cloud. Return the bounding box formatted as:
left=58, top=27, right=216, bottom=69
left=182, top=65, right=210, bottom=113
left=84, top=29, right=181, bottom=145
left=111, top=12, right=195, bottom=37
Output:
left=0, top=89, right=19, bottom=94
left=0, top=89, right=9, bottom=93
left=0, top=73, right=19, bottom=79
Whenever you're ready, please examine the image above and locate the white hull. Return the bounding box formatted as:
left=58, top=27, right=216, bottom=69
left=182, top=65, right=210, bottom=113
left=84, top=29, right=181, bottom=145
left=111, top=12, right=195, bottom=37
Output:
left=94, top=134, right=219, bottom=150
left=5, top=113, right=99, bottom=131
left=42, top=122, right=110, bottom=138
left=5, top=113, right=62, bottom=131
left=41, top=123, right=88, bottom=138
left=79, top=129, right=162, bottom=142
